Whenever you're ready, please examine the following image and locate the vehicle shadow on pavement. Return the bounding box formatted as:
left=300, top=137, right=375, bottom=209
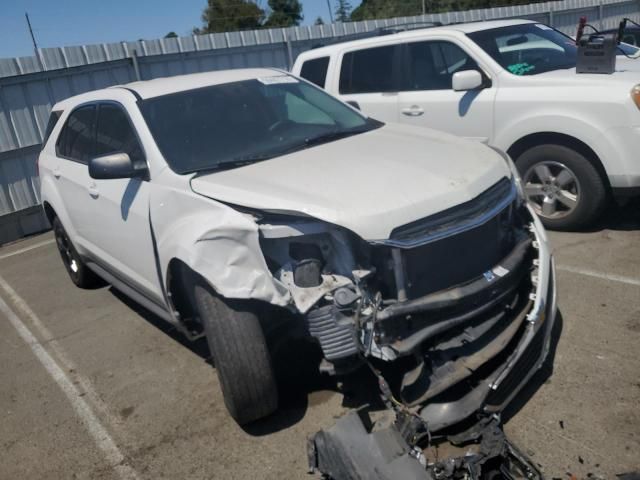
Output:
left=587, top=199, right=640, bottom=232
left=501, top=310, right=564, bottom=424
left=109, top=288, right=211, bottom=359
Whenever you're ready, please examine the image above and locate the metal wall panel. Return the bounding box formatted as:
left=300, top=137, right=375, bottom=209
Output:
left=0, top=0, right=639, bottom=244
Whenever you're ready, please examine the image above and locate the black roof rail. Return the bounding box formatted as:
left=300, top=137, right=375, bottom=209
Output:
left=311, top=21, right=444, bottom=49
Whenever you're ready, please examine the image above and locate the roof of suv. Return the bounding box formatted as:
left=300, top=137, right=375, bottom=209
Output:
left=297, top=18, right=535, bottom=58
left=55, top=67, right=285, bottom=108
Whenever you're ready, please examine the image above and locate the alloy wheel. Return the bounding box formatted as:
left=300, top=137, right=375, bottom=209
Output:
left=523, top=161, right=581, bottom=219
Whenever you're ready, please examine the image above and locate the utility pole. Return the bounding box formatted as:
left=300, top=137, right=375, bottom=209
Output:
left=422, top=0, right=427, bottom=15
left=25, top=12, right=44, bottom=70
left=326, top=0, right=334, bottom=23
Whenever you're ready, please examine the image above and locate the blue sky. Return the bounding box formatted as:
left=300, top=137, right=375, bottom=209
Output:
left=1, top=0, right=363, bottom=59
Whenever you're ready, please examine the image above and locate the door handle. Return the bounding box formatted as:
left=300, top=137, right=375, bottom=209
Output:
left=88, top=182, right=99, bottom=198
left=401, top=105, right=424, bottom=117
left=53, top=167, right=61, bottom=179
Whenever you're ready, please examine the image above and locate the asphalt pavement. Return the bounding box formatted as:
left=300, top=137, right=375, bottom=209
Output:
left=1, top=202, right=638, bottom=479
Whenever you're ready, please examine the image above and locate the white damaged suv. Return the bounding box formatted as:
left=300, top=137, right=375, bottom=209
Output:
left=39, top=69, right=556, bottom=429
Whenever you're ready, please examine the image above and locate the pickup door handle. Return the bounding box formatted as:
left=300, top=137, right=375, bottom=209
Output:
left=52, top=167, right=61, bottom=179
left=88, top=182, right=99, bottom=198
left=401, top=105, right=424, bottom=116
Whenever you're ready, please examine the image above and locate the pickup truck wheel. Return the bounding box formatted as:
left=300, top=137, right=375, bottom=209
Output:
left=52, top=217, right=104, bottom=288
left=515, top=144, right=607, bottom=230
left=193, top=283, right=278, bottom=425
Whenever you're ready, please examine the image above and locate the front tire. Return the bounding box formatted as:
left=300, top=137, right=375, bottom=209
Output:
left=52, top=217, right=104, bottom=288
left=193, top=282, right=278, bottom=425
left=515, top=144, right=607, bottom=230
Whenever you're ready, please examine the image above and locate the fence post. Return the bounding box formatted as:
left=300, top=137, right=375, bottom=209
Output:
left=131, top=49, right=142, bottom=81
left=285, top=34, right=294, bottom=70
left=599, top=0, right=604, bottom=30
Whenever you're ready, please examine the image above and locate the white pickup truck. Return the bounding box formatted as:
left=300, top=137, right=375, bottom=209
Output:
left=293, top=19, right=640, bottom=230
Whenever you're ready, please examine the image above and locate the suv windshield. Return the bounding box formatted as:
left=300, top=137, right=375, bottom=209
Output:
left=467, top=23, right=577, bottom=75
left=140, top=76, right=379, bottom=174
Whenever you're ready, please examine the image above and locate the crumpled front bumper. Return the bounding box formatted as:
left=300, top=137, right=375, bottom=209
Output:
left=415, top=209, right=558, bottom=430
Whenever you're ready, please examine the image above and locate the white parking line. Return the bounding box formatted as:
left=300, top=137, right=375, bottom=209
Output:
left=0, top=238, right=55, bottom=261
left=0, top=276, right=139, bottom=480
left=557, top=265, right=640, bottom=287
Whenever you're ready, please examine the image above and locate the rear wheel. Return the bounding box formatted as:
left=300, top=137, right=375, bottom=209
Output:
left=193, top=282, right=278, bottom=425
left=52, top=217, right=104, bottom=288
left=515, top=144, right=607, bottom=230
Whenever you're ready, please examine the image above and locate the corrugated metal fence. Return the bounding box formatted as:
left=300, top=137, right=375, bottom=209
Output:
left=1, top=0, right=639, bottom=244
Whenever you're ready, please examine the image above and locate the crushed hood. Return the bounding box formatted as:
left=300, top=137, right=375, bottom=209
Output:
left=190, top=123, right=510, bottom=240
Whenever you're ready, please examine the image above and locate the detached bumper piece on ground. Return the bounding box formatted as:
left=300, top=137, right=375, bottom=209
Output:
left=308, top=409, right=543, bottom=480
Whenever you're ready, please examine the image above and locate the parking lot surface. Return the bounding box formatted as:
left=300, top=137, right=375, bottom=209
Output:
left=1, top=203, right=639, bottom=479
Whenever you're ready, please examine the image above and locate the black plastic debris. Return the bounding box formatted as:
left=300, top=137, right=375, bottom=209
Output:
left=307, top=409, right=544, bottom=480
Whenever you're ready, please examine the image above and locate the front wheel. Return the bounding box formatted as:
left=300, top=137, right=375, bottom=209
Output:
left=515, top=144, right=607, bottom=230
left=193, top=282, right=278, bottom=425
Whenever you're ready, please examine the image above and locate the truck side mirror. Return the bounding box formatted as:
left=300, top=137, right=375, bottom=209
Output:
left=452, top=70, right=484, bottom=91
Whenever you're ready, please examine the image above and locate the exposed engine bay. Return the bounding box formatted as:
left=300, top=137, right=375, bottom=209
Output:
left=256, top=176, right=556, bottom=479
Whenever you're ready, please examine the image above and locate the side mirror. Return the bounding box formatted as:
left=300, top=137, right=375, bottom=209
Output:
left=89, top=152, right=146, bottom=180
left=452, top=70, right=484, bottom=92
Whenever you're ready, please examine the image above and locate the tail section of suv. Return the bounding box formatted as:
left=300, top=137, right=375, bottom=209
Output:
left=293, top=19, right=640, bottom=230
left=39, top=68, right=556, bottom=451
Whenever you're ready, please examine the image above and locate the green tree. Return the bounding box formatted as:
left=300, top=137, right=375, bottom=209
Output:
left=314, top=16, right=325, bottom=25
left=335, top=0, right=352, bottom=22
left=164, top=31, right=178, bottom=38
left=264, top=0, right=303, bottom=27
left=196, top=0, right=265, bottom=33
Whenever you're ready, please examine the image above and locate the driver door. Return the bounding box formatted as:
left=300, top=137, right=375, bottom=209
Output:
left=78, top=102, right=162, bottom=303
left=397, top=40, right=496, bottom=143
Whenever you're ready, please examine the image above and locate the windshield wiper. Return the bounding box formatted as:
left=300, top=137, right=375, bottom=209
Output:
left=304, top=126, right=373, bottom=147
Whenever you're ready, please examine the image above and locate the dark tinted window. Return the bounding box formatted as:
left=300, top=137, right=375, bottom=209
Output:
left=405, top=41, right=479, bottom=91
left=300, top=57, right=330, bottom=87
left=42, top=110, right=62, bottom=146
left=95, top=104, right=144, bottom=164
left=56, top=105, right=95, bottom=162
left=339, top=45, right=398, bottom=94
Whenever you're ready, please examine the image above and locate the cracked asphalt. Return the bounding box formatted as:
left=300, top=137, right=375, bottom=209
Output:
left=0, top=201, right=639, bottom=479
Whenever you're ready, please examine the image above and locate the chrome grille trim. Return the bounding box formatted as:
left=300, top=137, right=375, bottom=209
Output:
left=370, top=177, right=517, bottom=249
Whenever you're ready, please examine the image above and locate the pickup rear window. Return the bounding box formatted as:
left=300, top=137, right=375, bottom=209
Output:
left=300, top=57, right=330, bottom=87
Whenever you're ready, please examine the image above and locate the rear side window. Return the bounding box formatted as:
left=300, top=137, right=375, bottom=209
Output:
left=42, top=110, right=62, bottom=146
left=56, top=105, right=96, bottom=163
left=339, top=45, right=399, bottom=94
left=300, top=57, right=330, bottom=87
left=405, top=41, right=479, bottom=91
left=95, top=104, right=144, bottom=165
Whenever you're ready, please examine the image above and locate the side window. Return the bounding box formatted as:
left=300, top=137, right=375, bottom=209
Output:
left=42, top=110, right=62, bottom=146
left=300, top=57, right=330, bottom=88
left=95, top=104, right=144, bottom=164
left=405, top=41, right=479, bottom=91
left=56, top=105, right=96, bottom=162
left=339, top=45, right=398, bottom=94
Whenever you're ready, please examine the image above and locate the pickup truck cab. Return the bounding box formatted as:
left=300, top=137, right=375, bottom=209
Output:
left=293, top=19, right=640, bottom=230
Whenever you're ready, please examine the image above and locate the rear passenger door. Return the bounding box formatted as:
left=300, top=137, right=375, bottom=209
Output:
left=82, top=103, right=162, bottom=303
left=335, top=44, right=401, bottom=122
left=397, top=40, right=496, bottom=142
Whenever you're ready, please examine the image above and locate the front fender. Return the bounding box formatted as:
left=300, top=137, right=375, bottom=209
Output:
left=149, top=184, right=290, bottom=307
